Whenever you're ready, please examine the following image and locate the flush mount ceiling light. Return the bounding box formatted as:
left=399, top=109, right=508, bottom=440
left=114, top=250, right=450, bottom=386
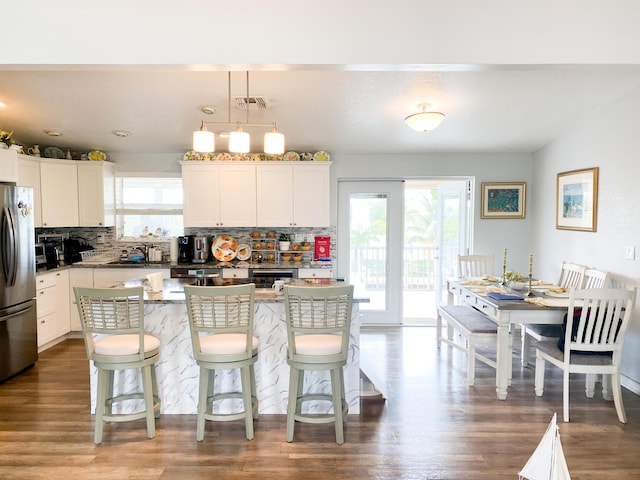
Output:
left=404, top=103, right=445, bottom=132
left=193, top=71, right=285, bottom=154
left=44, top=130, right=63, bottom=137
left=111, top=129, right=131, bottom=138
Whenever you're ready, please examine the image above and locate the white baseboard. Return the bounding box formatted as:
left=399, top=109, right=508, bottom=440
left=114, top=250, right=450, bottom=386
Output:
left=622, top=374, right=640, bottom=396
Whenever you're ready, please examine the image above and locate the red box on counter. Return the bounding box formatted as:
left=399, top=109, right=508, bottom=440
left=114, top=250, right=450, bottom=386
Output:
left=314, top=236, right=331, bottom=261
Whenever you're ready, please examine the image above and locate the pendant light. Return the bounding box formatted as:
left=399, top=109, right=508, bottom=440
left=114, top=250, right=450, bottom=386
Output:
left=193, top=121, right=215, bottom=152
left=404, top=103, right=445, bottom=132
left=192, top=71, right=285, bottom=154
left=229, top=125, right=250, bottom=153
left=264, top=126, right=285, bottom=154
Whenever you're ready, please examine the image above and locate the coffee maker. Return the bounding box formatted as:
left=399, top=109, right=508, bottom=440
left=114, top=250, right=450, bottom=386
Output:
left=192, top=236, right=208, bottom=263
left=177, top=236, right=193, bottom=264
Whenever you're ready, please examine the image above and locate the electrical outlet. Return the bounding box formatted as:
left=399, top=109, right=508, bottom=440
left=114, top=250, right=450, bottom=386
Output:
left=96, top=234, right=105, bottom=244
left=625, top=246, right=635, bottom=260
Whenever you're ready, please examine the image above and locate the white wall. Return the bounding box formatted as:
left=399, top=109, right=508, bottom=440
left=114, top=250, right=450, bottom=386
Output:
left=332, top=152, right=535, bottom=274
left=532, top=84, right=640, bottom=388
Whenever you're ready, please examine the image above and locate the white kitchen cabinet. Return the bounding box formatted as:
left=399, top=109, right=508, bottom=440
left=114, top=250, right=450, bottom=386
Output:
left=256, top=164, right=293, bottom=227
left=297, top=268, right=332, bottom=279
left=256, top=163, right=330, bottom=227
left=39, top=159, right=79, bottom=227
left=182, top=162, right=257, bottom=227
left=0, top=148, right=18, bottom=183
left=36, top=269, right=70, bottom=348
left=68, top=268, right=94, bottom=331
left=92, top=267, right=169, bottom=288
left=17, top=155, right=42, bottom=227
left=77, top=161, right=115, bottom=227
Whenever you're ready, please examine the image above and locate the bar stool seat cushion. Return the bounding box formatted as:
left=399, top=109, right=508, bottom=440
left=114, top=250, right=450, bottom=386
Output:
left=95, top=334, right=161, bottom=356
left=200, top=333, right=259, bottom=355
left=295, top=334, right=343, bottom=355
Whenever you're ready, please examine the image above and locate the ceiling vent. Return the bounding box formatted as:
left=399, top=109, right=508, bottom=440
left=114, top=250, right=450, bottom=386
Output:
left=234, top=96, right=268, bottom=110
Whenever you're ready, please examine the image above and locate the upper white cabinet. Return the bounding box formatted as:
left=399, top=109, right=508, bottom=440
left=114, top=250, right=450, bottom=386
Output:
left=17, top=155, right=42, bottom=227
left=16, top=156, right=114, bottom=228
left=0, top=148, right=18, bottom=183
left=39, top=159, right=79, bottom=227
left=183, top=161, right=330, bottom=228
left=77, top=161, right=115, bottom=227
left=256, top=163, right=330, bottom=227
left=182, top=162, right=257, bottom=227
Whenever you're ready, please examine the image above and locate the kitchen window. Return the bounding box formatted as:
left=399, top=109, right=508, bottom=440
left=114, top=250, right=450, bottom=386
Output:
left=115, top=174, right=183, bottom=241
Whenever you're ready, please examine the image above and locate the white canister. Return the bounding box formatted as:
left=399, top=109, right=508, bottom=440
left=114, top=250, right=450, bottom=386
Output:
left=272, top=280, right=285, bottom=294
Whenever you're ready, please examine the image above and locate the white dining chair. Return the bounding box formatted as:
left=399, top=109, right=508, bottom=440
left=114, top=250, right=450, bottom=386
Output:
left=534, top=287, right=636, bottom=423
left=457, top=254, right=494, bottom=278
left=520, top=262, right=588, bottom=366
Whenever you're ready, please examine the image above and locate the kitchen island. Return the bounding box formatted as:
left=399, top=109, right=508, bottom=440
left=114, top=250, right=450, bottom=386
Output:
left=87, top=278, right=362, bottom=415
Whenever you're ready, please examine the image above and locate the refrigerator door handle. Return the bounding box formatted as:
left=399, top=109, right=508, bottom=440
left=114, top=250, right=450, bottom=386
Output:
left=1, top=205, right=18, bottom=286
left=0, top=303, right=34, bottom=323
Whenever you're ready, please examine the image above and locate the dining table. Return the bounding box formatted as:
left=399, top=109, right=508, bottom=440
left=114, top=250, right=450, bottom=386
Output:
left=446, top=278, right=572, bottom=400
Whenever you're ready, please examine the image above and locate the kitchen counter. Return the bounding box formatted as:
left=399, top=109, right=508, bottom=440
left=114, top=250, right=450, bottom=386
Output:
left=116, top=277, right=360, bottom=303
left=70, top=260, right=331, bottom=269
left=88, top=278, right=362, bottom=415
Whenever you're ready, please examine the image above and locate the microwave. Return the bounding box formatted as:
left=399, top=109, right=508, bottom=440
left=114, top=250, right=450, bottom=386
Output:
left=35, top=243, right=47, bottom=267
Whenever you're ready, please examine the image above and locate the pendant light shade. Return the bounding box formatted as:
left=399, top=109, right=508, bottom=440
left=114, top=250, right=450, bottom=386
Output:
left=264, top=126, right=285, bottom=154
left=192, top=71, right=285, bottom=155
left=193, top=121, right=215, bottom=152
left=404, top=103, right=445, bottom=132
left=229, top=127, right=250, bottom=153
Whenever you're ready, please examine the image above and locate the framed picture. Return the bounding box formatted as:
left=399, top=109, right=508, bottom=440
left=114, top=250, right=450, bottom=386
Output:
left=556, top=167, right=598, bottom=232
left=481, top=182, right=526, bottom=219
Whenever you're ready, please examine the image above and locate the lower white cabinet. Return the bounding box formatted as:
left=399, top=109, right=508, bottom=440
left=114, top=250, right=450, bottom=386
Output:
left=92, top=267, right=169, bottom=288
left=297, top=268, right=332, bottom=279
left=68, top=268, right=95, bottom=331
left=36, top=269, right=70, bottom=347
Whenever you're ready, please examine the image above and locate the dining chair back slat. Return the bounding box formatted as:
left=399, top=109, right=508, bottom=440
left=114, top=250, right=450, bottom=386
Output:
left=558, top=261, right=587, bottom=289
left=458, top=254, right=494, bottom=278
left=582, top=269, right=609, bottom=289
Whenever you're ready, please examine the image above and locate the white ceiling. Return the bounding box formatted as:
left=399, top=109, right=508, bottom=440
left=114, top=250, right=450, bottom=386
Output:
left=2, top=66, right=640, bottom=165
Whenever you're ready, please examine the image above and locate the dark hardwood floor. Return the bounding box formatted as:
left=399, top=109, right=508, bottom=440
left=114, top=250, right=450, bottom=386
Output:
left=1, top=327, right=640, bottom=479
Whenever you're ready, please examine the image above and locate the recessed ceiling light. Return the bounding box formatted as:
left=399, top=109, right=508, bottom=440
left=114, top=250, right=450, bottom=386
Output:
left=200, top=106, right=216, bottom=115
left=112, top=129, right=131, bottom=138
left=45, top=130, right=62, bottom=137
left=0, top=101, right=6, bottom=108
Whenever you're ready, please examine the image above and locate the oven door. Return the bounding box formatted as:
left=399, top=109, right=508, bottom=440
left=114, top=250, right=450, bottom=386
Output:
left=250, top=269, right=295, bottom=288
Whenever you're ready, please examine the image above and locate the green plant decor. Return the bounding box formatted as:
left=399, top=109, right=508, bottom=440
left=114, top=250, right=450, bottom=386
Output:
left=278, top=233, right=291, bottom=242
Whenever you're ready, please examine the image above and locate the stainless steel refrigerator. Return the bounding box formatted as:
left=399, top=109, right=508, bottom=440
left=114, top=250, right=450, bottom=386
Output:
left=0, top=183, right=37, bottom=382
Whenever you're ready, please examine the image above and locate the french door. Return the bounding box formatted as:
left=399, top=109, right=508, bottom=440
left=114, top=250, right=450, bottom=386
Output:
left=338, top=178, right=470, bottom=325
left=435, top=180, right=471, bottom=305
left=337, top=181, right=404, bottom=324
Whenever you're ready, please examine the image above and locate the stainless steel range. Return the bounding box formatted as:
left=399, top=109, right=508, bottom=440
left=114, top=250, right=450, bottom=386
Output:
left=170, top=266, right=296, bottom=288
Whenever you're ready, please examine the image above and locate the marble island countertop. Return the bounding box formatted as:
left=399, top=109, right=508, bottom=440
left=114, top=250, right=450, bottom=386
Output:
left=116, top=277, right=364, bottom=304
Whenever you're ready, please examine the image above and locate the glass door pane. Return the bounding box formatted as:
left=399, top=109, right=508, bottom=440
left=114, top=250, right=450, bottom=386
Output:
left=436, top=180, right=470, bottom=305
left=338, top=181, right=403, bottom=325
